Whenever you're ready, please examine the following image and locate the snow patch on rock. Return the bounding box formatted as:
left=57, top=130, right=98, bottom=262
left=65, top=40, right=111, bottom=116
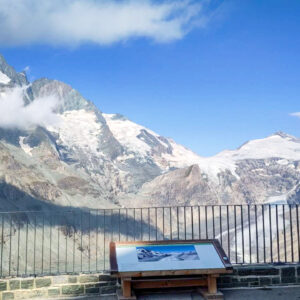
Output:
left=103, top=113, right=155, bottom=156
left=49, top=110, right=103, bottom=155
left=0, top=71, right=10, bottom=84
left=19, top=137, right=33, bottom=156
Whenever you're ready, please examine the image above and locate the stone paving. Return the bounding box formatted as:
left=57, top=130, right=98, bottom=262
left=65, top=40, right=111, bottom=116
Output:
left=138, top=287, right=300, bottom=299
left=222, top=287, right=300, bottom=299
left=44, top=286, right=300, bottom=300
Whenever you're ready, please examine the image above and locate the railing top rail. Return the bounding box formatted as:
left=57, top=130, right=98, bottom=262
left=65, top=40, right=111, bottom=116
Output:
left=0, top=203, right=298, bottom=214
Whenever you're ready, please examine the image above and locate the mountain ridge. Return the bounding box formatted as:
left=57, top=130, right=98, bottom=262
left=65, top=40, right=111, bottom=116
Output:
left=0, top=53, right=300, bottom=210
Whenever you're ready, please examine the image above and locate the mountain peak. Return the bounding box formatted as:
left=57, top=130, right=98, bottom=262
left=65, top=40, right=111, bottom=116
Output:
left=272, top=131, right=296, bottom=139
left=0, top=53, right=7, bottom=67
left=0, top=53, right=28, bottom=86
left=107, top=113, right=128, bottom=121
left=31, top=77, right=101, bottom=115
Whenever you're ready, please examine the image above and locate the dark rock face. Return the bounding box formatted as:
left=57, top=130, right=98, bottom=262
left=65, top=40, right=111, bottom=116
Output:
left=0, top=128, right=27, bottom=146
left=137, top=129, right=173, bottom=155
left=31, top=78, right=97, bottom=114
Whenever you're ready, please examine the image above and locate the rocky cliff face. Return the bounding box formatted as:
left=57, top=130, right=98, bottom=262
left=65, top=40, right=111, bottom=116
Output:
left=0, top=54, right=300, bottom=210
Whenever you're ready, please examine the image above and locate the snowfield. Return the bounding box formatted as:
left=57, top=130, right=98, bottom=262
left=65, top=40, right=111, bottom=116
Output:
left=0, top=71, right=10, bottom=84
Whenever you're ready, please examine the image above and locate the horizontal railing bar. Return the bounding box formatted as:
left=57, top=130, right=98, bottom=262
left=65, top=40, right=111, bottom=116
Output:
left=0, top=204, right=299, bottom=214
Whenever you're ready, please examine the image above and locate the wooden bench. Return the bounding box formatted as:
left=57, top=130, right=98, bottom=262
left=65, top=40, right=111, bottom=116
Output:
left=110, top=240, right=232, bottom=299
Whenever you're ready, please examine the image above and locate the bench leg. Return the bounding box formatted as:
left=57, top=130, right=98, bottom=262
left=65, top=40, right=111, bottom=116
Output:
left=207, top=275, right=217, bottom=294
left=122, top=279, right=132, bottom=298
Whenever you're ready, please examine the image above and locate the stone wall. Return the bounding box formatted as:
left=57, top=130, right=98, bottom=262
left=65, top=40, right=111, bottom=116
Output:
left=1, top=264, right=300, bottom=299
left=218, top=264, right=300, bottom=288
left=0, top=274, right=117, bottom=300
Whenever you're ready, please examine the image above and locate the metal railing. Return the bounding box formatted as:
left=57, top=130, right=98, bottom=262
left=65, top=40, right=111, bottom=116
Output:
left=0, top=204, right=299, bottom=278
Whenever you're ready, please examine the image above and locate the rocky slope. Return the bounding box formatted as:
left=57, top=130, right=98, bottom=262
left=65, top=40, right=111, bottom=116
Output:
left=0, top=53, right=300, bottom=210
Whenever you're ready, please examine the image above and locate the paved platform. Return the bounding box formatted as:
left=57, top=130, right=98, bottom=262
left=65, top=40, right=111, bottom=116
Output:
left=43, top=286, right=300, bottom=300
left=137, top=287, right=300, bottom=299
left=222, top=287, right=300, bottom=299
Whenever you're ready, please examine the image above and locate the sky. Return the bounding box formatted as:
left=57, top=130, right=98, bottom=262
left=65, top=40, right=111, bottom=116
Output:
left=0, top=0, right=300, bottom=156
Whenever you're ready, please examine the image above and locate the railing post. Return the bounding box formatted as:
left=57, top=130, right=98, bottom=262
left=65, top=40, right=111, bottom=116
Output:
left=283, top=205, right=287, bottom=262
left=219, top=206, right=222, bottom=246
left=73, top=211, right=76, bottom=273
left=269, top=205, right=273, bottom=263
left=0, top=215, right=4, bottom=277
left=276, top=205, right=280, bottom=262
left=177, top=206, right=179, bottom=240
left=289, top=205, right=294, bottom=262
left=191, top=206, right=194, bottom=240
left=42, top=214, right=45, bottom=275
left=33, top=213, right=36, bottom=276
left=227, top=206, right=230, bottom=261
left=184, top=206, right=187, bottom=240
left=234, top=205, right=237, bottom=263
left=140, top=209, right=143, bottom=241
left=163, top=207, right=165, bottom=240
left=248, top=205, right=251, bottom=264
left=170, top=207, right=172, bottom=240
left=212, top=206, right=215, bottom=239
left=255, top=205, right=259, bottom=263
left=198, top=206, right=201, bottom=240
left=241, top=205, right=244, bottom=264
left=297, top=205, right=300, bottom=263
left=262, top=205, right=266, bottom=263
left=205, top=206, right=208, bottom=239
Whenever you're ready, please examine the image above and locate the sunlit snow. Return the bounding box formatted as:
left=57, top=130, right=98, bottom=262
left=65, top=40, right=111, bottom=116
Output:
left=103, top=113, right=157, bottom=156
left=0, top=71, right=10, bottom=84
left=49, top=110, right=103, bottom=155
left=104, top=114, right=300, bottom=181
left=19, top=136, right=33, bottom=156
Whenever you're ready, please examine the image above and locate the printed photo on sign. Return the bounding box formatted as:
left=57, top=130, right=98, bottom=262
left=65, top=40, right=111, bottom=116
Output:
left=136, top=245, right=199, bottom=262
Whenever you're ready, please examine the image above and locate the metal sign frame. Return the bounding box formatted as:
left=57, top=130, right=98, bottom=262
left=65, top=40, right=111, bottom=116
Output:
left=110, top=239, right=232, bottom=277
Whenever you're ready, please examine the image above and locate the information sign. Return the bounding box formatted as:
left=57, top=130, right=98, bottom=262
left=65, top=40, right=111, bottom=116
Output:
left=110, top=239, right=231, bottom=274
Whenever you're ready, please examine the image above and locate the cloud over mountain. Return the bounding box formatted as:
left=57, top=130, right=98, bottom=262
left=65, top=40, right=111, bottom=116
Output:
left=0, top=87, right=60, bottom=129
left=0, top=0, right=208, bottom=47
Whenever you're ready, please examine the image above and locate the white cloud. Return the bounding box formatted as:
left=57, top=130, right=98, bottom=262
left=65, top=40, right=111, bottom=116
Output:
left=0, top=87, right=60, bottom=129
left=290, top=112, right=300, bottom=118
left=23, top=66, right=30, bottom=73
left=0, top=0, right=208, bottom=47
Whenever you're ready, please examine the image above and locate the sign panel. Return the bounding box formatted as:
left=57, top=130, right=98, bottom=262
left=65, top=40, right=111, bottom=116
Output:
left=113, top=240, right=229, bottom=273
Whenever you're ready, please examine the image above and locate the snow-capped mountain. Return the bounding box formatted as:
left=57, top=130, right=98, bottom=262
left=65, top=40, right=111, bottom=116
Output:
left=136, top=248, right=199, bottom=262
left=0, top=53, right=300, bottom=210
left=126, top=132, right=300, bottom=207
left=103, top=113, right=204, bottom=171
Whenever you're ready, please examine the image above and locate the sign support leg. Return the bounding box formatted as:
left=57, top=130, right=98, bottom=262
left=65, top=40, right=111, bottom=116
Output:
left=122, top=278, right=132, bottom=298
left=207, top=275, right=217, bottom=294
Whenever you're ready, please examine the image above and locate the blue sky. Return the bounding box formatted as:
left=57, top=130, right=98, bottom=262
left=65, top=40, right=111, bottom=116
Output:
left=0, top=0, right=300, bottom=156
